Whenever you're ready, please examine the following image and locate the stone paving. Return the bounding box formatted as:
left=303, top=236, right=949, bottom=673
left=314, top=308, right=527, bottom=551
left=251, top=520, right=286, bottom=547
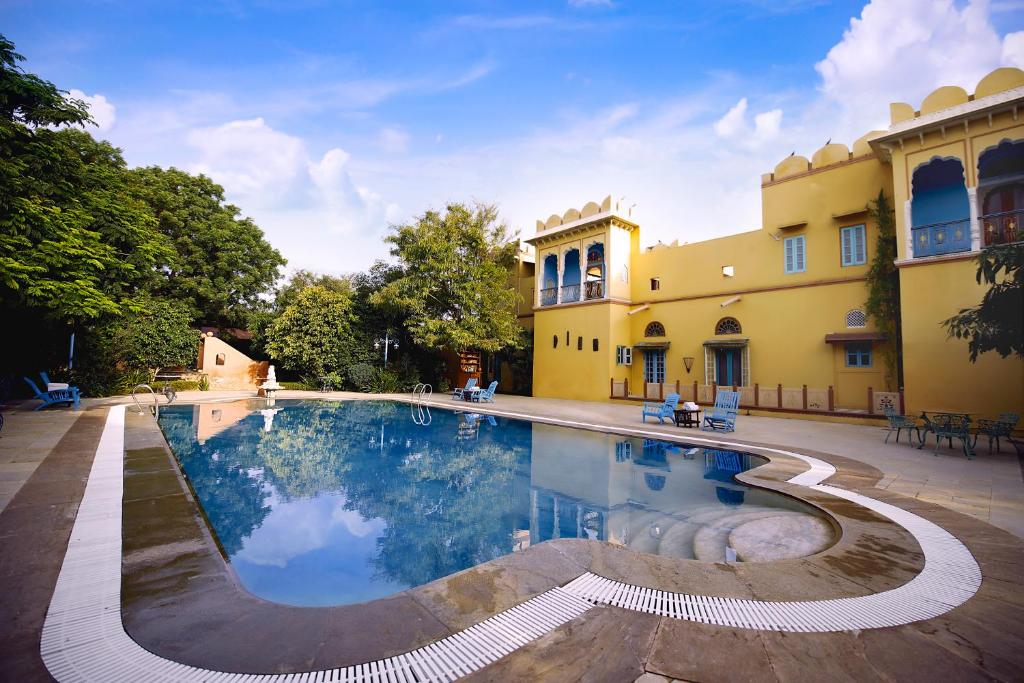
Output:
left=1, top=390, right=1022, bottom=682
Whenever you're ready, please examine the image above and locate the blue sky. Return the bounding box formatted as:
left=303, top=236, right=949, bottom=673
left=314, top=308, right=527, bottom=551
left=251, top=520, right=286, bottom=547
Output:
left=6, top=0, right=1024, bottom=274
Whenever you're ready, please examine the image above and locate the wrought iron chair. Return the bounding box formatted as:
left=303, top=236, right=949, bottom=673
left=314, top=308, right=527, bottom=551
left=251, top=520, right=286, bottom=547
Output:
left=918, top=412, right=974, bottom=459
left=641, top=392, right=680, bottom=424
left=976, top=412, right=1020, bottom=453
left=882, top=405, right=920, bottom=445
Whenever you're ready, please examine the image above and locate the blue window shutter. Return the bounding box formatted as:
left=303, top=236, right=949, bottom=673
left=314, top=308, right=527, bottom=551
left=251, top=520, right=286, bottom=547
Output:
left=784, top=237, right=794, bottom=273
left=855, top=225, right=866, bottom=264
left=795, top=236, right=805, bottom=272
left=841, top=228, right=852, bottom=266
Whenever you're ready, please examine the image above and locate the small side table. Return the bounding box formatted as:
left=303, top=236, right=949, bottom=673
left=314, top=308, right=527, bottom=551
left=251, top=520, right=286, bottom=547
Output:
left=674, top=408, right=700, bottom=428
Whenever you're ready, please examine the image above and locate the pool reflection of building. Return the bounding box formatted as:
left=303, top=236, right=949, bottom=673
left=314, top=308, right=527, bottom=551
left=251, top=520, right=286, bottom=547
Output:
left=522, top=424, right=776, bottom=558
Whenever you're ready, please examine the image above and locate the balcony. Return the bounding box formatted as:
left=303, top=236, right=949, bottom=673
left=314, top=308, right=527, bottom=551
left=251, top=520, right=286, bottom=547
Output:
left=982, top=209, right=1022, bottom=246
left=540, top=287, right=557, bottom=306
left=911, top=218, right=971, bottom=258
left=584, top=280, right=605, bottom=300
left=560, top=284, right=580, bottom=303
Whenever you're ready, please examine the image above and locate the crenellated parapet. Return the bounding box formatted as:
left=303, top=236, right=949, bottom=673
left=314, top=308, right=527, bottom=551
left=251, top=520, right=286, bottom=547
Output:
left=890, top=67, right=1024, bottom=124
left=762, top=67, right=1024, bottom=185
left=535, top=194, right=641, bottom=233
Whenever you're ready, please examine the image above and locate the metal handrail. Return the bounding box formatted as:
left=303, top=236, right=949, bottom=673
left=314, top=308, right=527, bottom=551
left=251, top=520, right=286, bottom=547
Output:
left=131, top=384, right=159, bottom=418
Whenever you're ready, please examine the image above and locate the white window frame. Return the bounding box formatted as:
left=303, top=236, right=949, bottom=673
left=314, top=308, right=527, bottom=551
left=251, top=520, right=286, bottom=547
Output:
left=616, top=346, right=632, bottom=365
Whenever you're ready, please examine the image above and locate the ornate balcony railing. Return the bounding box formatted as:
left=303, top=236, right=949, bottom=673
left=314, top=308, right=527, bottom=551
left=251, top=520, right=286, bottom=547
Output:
left=540, top=287, right=557, bottom=306
left=585, top=280, right=605, bottom=300
left=911, top=218, right=971, bottom=258
left=982, top=209, right=1022, bottom=246
left=560, top=284, right=580, bottom=302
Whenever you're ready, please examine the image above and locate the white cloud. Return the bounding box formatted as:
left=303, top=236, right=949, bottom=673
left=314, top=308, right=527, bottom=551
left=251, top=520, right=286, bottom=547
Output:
left=378, top=126, right=410, bottom=153
left=714, top=98, right=748, bottom=138
left=815, top=0, right=1011, bottom=135
left=714, top=98, right=783, bottom=142
left=187, top=118, right=306, bottom=204
left=1003, top=31, right=1024, bottom=67
left=753, top=109, right=783, bottom=139
left=68, top=89, right=116, bottom=131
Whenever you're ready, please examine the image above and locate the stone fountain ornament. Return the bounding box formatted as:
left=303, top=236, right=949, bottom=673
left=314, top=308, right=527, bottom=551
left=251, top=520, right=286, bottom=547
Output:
left=261, top=365, right=283, bottom=403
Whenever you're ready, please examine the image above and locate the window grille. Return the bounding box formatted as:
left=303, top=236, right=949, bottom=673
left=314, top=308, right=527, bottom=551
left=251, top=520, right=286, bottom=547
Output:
left=845, top=309, right=867, bottom=328
left=715, top=317, right=741, bottom=335
left=645, top=321, right=665, bottom=337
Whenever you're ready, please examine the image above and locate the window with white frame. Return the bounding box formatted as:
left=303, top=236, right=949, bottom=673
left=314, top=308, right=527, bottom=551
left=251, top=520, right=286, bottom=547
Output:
left=840, top=224, right=867, bottom=266
left=616, top=346, right=632, bottom=365
left=845, top=342, right=872, bottom=367
left=784, top=235, right=806, bottom=274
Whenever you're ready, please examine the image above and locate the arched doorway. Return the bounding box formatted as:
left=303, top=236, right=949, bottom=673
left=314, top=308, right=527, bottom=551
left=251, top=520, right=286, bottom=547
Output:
left=541, top=254, right=558, bottom=306
left=585, top=243, right=605, bottom=299
left=978, top=139, right=1024, bottom=246
left=911, top=157, right=971, bottom=257
left=561, top=249, right=581, bottom=302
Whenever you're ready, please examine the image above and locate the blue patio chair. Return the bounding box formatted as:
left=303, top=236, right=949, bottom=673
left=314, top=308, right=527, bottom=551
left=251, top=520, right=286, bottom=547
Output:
left=641, top=393, right=680, bottom=424
left=882, top=405, right=920, bottom=444
left=976, top=412, right=1019, bottom=453
left=451, top=378, right=477, bottom=400
left=23, top=376, right=80, bottom=411
left=701, top=390, right=741, bottom=433
left=40, top=371, right=70, bottom=390
left=472, top=381, right=498, bottom=403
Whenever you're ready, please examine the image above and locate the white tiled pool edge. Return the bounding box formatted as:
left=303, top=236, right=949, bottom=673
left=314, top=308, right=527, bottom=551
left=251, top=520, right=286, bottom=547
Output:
left=41, top=404, right=982, bottom=682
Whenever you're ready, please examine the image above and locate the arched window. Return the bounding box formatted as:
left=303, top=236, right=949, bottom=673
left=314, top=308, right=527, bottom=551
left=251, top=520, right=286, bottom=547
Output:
left=645, top=321, right=665, bottom=337
left=911, top=157, right=970, bottom=256
left=845, top=309, right=866, bottom=328
left=715, top=317, right=741, bottom=335
left=978, top=139, right=1024, bottom=246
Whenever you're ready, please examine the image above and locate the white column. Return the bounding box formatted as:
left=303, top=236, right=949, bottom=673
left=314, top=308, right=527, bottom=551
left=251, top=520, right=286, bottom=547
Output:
left=578, top=248, right=585, bottom=300
left=903, top=199, right=914, bottom=259
left=556, top=254, right=564, bottom=304
left=967, top=186, right=981, bottom=251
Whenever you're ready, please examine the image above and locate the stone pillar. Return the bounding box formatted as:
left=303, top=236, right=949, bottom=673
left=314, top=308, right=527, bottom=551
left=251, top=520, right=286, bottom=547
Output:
left=967, top=186, right=981, bottom=251
left=556, top=253, right=564, bottom=304
left=578, top=247, right=585, bottom=300
left=903, top=199, right=914, bottom=259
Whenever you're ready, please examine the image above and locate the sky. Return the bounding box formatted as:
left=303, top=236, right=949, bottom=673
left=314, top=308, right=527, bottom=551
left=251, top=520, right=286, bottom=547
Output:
left=5, top=0, right=1024, bottom=275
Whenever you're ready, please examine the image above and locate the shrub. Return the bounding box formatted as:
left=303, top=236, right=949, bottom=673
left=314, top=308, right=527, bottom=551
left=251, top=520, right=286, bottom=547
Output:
left=347, top=362, right=375, bottom=390
left=367, top=368, right=404, bottom=393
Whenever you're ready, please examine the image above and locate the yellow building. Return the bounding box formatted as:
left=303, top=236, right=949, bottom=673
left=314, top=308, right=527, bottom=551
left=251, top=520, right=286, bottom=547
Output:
left=523, top=67, right=1024, bottom=422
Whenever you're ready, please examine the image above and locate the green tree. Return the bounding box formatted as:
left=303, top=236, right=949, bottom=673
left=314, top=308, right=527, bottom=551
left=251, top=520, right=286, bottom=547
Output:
left=374, top=203, right=522, bottom=353
left=127, top=166, right=286, bottom=327
left=943, top=242, right=1023, bottom=361
left=864, top=190, right=902, bottom=388
left=0, top=36, right=169, bottom=321
left=265, top=285, right=359, bottom=379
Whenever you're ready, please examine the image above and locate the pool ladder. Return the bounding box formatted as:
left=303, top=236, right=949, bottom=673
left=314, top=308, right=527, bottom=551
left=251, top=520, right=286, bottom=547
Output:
left=411, top=383, right=432, bottom=425
left=131, top=383, right=177, bottom=418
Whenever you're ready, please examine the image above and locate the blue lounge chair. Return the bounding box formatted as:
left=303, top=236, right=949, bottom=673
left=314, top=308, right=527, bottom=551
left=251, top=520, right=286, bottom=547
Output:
left=641, top=393, right=680, bottom=424
left=472, top=381, right=498, bottom=403
left=452, top=378, right=477, bottom=399
left=701, top=390, right=740, bottom=432
left=23, top=376, right=80, bottom=411
left=40, top=371, right=69, bottom=389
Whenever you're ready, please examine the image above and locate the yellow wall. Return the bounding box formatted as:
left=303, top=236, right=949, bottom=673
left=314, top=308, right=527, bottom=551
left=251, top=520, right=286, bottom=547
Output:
left=532, top=302, right=624, bottom=400
left=900, top=259, right=1024, bottom=416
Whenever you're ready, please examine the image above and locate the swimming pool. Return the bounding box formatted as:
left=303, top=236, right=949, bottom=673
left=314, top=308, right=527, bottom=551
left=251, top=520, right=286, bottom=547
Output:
left=157, top=399, right=830, bottom=607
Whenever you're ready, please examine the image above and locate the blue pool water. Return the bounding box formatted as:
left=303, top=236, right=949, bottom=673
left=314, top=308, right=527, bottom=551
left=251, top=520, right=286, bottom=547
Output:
left=158, top=399, right=822, bottom=607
